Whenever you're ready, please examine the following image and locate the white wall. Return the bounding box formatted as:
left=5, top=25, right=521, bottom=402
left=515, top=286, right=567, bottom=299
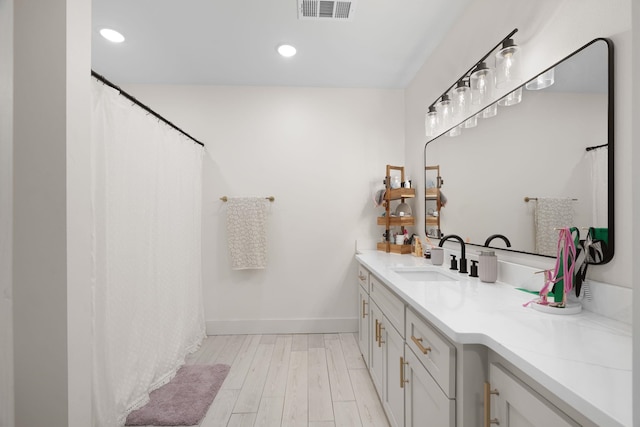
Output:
left=13, top=0, right=92, bottom=425
left=123, top=84, right=405, bottom=334
left=0, top=0, right=13, bottom=425
left=405, top=0, right=631, bottom=287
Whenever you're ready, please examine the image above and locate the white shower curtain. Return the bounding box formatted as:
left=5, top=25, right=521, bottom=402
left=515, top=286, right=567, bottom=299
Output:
left=91, top=81, right=205, bottom=426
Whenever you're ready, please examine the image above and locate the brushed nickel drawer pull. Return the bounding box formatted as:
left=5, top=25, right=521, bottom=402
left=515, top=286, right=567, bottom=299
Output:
left=411, top=335, right=431, bottom=354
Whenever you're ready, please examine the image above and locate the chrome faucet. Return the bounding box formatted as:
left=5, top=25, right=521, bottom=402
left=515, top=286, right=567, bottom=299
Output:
left=438, top=234, right=467, bottom=274
left=484, top=234, right=512, bottom=248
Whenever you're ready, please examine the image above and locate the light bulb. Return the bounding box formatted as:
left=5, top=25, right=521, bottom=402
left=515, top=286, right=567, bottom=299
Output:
left=495, top=38, right=521, bottom=88
left=471, top=62, right=495, bottom=107
left=425, top=106, right=439, bottom=137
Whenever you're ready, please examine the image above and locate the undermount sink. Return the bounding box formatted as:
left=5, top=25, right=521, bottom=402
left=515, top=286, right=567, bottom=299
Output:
left=391, top=267, right=458, bottom=282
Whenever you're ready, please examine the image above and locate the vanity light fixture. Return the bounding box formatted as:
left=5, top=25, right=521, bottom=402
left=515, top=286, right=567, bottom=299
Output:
left=470, top=62, right=496, bottom=107
left=436, top=94, right=453, bottom=131
left=495, top=38, right=522, bottom=88
left=526, top=68, right=555, bottom=90
left=425, top=106, right=439, bottom=137
left=451, top=79, right=472, bottom=123
left=277, top=44, right=297, bottom=57
left=99, top=28, right=125, bottom=43
left=424, top=29, right=520, bottom=139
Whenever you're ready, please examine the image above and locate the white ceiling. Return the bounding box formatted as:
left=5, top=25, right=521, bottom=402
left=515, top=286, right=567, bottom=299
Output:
left=91, top=0, right=472, bottom=88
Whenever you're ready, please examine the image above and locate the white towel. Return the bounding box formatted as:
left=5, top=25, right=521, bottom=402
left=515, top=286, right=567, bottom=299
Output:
left=534, top=198, right=574, bottom=256
left=226, top=197, right=269, bottom=270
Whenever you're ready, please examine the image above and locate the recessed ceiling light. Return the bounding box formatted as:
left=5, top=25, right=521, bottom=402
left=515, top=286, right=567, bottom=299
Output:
left=277, top=44, right=297, bottom=58
left=100, top=28, right=125, bottom=43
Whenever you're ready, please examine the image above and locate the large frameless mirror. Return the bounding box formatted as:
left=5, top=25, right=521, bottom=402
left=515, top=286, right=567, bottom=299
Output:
left=424, top=38, right=614, bottom=264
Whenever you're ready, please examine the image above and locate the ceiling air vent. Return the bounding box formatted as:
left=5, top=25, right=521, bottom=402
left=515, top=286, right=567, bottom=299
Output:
left=298, top=0, right=356, bottom=21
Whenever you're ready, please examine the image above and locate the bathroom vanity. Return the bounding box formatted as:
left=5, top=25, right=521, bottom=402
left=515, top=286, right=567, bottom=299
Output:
left=356, top=251, right=631, bottom=427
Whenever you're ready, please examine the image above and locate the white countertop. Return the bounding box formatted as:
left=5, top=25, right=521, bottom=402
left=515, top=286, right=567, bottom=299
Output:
left=356, top=250, right=632, bottom=427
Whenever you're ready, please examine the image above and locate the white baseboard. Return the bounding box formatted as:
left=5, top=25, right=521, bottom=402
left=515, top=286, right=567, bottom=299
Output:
left=206, top=317, right=358, bottom=335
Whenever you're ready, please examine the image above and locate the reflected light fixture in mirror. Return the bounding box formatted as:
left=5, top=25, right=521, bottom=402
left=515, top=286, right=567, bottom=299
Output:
left=448, top=125, right=462, bottom=137
left=498, top=86, right=523, bottom=106
left=465, top=113, right=479, bottom=128
left=526, top=68, right=555, bottom=90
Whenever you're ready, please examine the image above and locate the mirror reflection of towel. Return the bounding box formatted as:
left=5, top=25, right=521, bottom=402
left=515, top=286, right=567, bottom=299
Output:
left=534, top=198, right=574, bottom=256
left=226, top=197, right=269, bottom=270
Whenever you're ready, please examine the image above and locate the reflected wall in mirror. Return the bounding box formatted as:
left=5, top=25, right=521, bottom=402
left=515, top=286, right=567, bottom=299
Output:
left=424, top=38, right=614, bottom=264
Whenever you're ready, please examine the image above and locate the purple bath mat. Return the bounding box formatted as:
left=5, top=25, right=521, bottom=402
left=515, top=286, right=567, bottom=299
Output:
left=125, top=364, right=230, bottom=426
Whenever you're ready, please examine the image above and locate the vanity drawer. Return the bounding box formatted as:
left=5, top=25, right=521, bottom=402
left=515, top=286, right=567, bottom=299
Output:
left=370, top=275, right=405, bottom=338
left=406, top=308, right=456, bottom=398
left=357, top=264, right=370, bottom=292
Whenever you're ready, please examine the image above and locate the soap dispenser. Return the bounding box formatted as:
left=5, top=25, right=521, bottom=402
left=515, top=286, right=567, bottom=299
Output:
left=478, top=250, right=498, bottom=283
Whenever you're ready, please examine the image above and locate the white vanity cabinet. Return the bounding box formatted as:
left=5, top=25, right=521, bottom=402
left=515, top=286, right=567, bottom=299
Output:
left=485, top=363, right=580, bottom=427
left=369, top=275, right=406, bottom=427
left=356, top=253, right=629, bottom=427
left=369, top=299, right=384, bottom=395
left=382, top=319, right=405, bottom=427
left=403, top=343, right=455, bottom=427
left=404, top=308, right=456, bottom=426
left=360, top=263, right=458, bottom=427
left=369, top=299, right=404, bottom=427
left=357, top=264, right=370, bottom=366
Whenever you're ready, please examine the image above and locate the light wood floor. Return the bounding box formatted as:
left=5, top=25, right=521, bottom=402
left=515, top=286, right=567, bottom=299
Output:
left=171, top=333, right=389, bottom=427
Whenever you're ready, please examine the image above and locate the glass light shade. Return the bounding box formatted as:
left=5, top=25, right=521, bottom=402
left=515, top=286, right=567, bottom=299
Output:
left=425, top=106, right=439, bottom=137
left=448, top=125, right=462, bottom=137
left=470, top=62, right=496, bottom=107
left=498, top=87, right=523, bottom=106
left=464, top=113, right=479, bottom=128
left=451, top=80, right=472, bottom=124
left=495, top=39, right=522, bottom=88
left=526, top=68, right=555, bottom=90
left=436, top=95, right=453, bottom=129
left=482, top=103, right=498, bottom=119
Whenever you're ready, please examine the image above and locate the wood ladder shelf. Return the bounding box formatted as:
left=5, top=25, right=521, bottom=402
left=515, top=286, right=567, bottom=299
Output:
left=377, top=165, right=415, bottom=254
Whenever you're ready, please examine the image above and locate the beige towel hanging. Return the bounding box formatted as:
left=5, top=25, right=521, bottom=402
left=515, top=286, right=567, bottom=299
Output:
left=226, top=197, right=269, bottom=269
left=534, top=198, right=574, bottom=256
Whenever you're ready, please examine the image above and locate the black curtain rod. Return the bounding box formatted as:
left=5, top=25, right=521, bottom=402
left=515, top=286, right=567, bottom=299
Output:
left=585, top=143, right=608, bottom=152
left=91, top=70, right=205, bottom=148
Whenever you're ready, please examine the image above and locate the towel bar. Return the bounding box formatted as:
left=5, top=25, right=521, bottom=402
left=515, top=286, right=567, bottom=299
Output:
left=524, top=197, right=577, bottom=202
left=220, top=196, right=275, bottom=202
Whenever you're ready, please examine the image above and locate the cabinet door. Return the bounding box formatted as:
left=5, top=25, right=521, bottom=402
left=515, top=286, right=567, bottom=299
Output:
left=369, top=301, right=384, bottom=397
left=488, top=363, right=579, bottom=427
left=404, top=345, right=454, bottom=427
left=382, top=322, right=405, bottom=427
left=357, top=284, right=370, bottom=367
